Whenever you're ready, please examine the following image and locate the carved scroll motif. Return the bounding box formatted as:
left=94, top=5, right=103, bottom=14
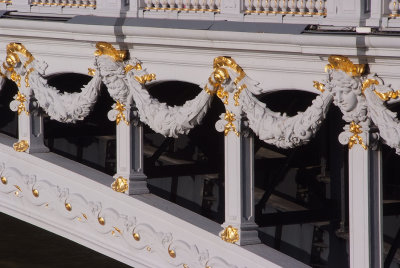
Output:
left=0, top=163, right=240, bottom=268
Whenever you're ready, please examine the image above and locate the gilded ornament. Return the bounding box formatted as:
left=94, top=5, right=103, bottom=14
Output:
left=348, top=121, right=367, bottom=150
left=133, top=232, right=140, bottom=241
left=313, top=81, right=325, bottom=93
left=25, top=68, right=34, bottom=87
left=224, top=111, right=240, bottom=137
left=98, top=217, right=105, bottom=225
left=32, top=189, right=39, bottom=198
left=1, top=176, right=7, bottom=185
left=183, top=264, right=189, bottom=268
left=82, top=213, right=88, bottom=220
left=361, top=78, right=379, bottom=94
left=124, top=63, right=142, bottom=73
left=204, top=84, right=217, bottom=95
left=13, top=140, right=29, bottom=152
left=220, top=225, right=239, bottom=243
left=88, top=68, right=96, bottom=76
left=217, top=88, right=229, bottom=105
left=112, top=176, right=129, bottom=193
left=135, top=73, right=156, bottom=84
left=94, top=42, right=128, bottom=62
left=325, top=55, right=365, bottom=77
left=15, top=91, right=29, bottom=116
left=213, top=56, right=246, bottom=85
left=146, top=246, right=151, bottom=251
left=168, top=245, right=176, bottom=258
left=114, top=101, right=130, bottom=126
left=14, top=185, right=22, bottom=192
left=363, top=78, right=400, bottom=101
left=234, top=84, right=247, bottom=106
left=3, top=43, right=35, bottom=88
left=65, top=203, right=72, bottom=211
left=113, top=226, right=122, bottom=234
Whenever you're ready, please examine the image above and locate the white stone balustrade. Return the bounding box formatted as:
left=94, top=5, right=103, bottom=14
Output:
left=30, top=0, right=96, bottom=8
left=144, top=0, right=221, bottom=12
left=244, top=0, right=327, bottom=16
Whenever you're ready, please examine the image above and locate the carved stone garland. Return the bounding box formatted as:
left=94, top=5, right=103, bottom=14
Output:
left=0, top=162, right=239, bottom=268
left=1, top=43, right=102, bottom=124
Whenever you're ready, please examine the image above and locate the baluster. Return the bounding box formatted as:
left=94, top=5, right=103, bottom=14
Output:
left=191, top=0, right=199, bottom=10
left=216, top=0, right=221, bottom=11
left=183, top=0, right=190, bottom=10
left=177, top=0, right=183, bottom=9
left=244, top=0, right=252, bottom=12
left=316, top=0, right=325, bottom=15
left=54, top=0, right=61, bottom=5
left=288, top=0, right=297, bottom=14
left=207, top=0, right=215, bottom=11
left=297, top=0, right=305, bottom=14
left=255, top=0, right=262, bottom=12
left=390, top=0, right=399, bottom=17
left=271, top=0, right=279, bottom=13
left=306, top=0, right=315, bottom=14
left=200, top=0, right=207, bottom=11
left=61, top=0, right=67, bottom=6
left=161, top=0, right=168, bottom=9
left=153, top=0, right=160, bottom=9
left=144, top=0, right=152, bottom=9
left=262, top=0, right=270, bottom=13
left=168, top=0, right=176, bottom=9
left=280, top=0, right=288, bottom=13
left=89, top=0, right=95, bottom=7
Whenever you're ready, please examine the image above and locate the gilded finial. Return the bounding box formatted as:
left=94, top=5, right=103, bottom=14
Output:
left=94, top=42, right=128, bottom=62
left=325, top=55, right=365, bottom=77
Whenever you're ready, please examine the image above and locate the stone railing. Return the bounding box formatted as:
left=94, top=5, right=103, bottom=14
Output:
left=244, top=0, right=327, bottom=17
left=30, top=0, right=96, bottom=8
left=143, top=0, right=221, bottom=13
left=1, top=0, right=398, bottom=28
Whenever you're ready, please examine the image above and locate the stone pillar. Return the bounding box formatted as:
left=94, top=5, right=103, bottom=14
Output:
left=218, top=95, right=259, bottom=246
left=347, top=132, right=382, bottom=268
left=11, top=86, right=48, bottom=154
left=112, top=105, right=148, bottom=195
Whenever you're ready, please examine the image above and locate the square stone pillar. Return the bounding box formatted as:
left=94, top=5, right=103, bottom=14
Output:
left=113, top=109, right=148, bottom=195
left=219, top=95, right=259, bottom=246
left=348, top=134, right=383, bottom=268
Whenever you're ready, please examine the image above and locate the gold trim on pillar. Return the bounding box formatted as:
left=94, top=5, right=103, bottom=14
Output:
left=111, top=176, right=129, bottom=193
left=348, top=122, right=367, bottom=150
left=220, top=225, right=239, bottom=243
left=15, top=91, right=29, bottom=116
left=224, top=111, right=240, bottom=137
left=13, top=140, right=29, bottom=152
left=115, top=101, right=130, bottom=126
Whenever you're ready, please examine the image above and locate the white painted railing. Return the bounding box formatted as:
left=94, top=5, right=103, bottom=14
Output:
left=244, top=0, right=327, bottom=16
left=144, top=0, right=221, bottom=13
